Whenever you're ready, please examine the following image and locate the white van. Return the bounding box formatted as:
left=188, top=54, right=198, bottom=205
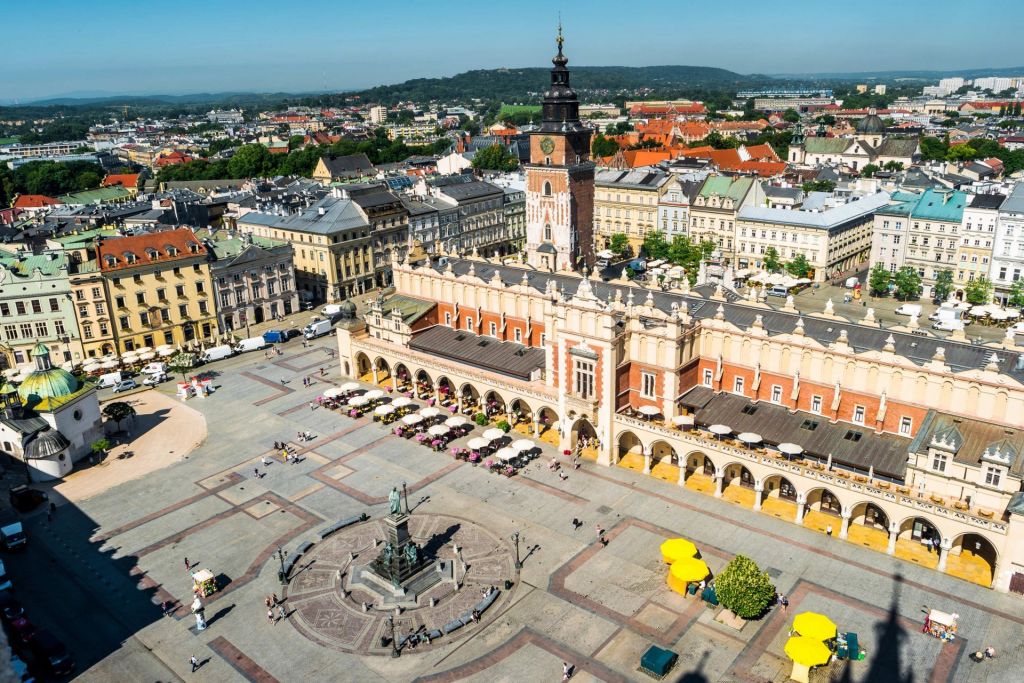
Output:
left=97, top=371, right=122, bottom=389
left=931, top=319, right=965, bottom=332
left=321, top=304, right=343, bottom=317
left=895, top=303, right=922, bottom=316
left=140, top=362, right=166, bottom=376
left=200, top=345, right=234, bottom=363
left=304, top=319, right=332, bottom=339
left=845, top=277, right=859, bottom=289
left=767, top=285, right=789, bottom=297
left=234, top=336, right=267, bottom=353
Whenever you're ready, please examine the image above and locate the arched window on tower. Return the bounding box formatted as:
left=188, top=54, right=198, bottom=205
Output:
left=543, top=181, right=552, bottom=196
left=544, top=224, right=552, bottom=241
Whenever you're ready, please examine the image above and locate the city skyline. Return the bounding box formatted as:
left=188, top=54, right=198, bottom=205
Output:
left=3, top=0, right=1024, bottom=101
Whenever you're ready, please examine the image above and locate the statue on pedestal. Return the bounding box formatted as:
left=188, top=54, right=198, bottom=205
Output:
left=388, top=487, right=402, bottom=515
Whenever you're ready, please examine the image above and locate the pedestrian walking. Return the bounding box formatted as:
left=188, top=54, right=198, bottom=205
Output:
left=826, top=525, right=833, bottom=537
left=253, top=467, right=261, bottom=479
left=184, top=557, right=190, bottom=571
left=261, top=456, right=270, bottom=467
left=563, top=661, right=573, bottom=681
left=320, top=367, right=326, bottom=376
left=599, top=535, right=609, bottom=547
left=277, top=605, right=287, bottom=619
left=309, top=401, right=316, bottom=411
left=595, top=524, right=604, bottom=538
left=271, top=593, right=279, bottom=605
left=265, top=596, right=272, bottom=609
left=780, top=595, right=789, bottom=612
left=190, top=655, right=199, bottom=673
left=268, top=608, right=275, bottom=624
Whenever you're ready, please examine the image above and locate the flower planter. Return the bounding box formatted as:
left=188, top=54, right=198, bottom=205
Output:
left=896, top=486, right=910, bottom=495
left=836, top=472, right=850, bottom=479
left=977, top=509, right=994, bottom=518
left=877, top=482, right=890, bottom=490
left=929, top=496, right=945, bottom=505
left=854, top=475, right=868, bottom=483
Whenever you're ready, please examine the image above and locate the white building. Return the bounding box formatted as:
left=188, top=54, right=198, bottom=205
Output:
left=973, top=77, right=1013, bottom=93
left=992, top=184, right=1024, bottom=303
left=938, top=77, right=965, bottom=95
left=369, top=106, right=388, bottom=125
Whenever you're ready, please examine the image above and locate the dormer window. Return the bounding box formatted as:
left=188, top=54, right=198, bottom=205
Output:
left=187, top=242, right=199, bottom=253
left=145, top=247, right=158, bottom=259
left=104, top=255, right=117, bottom=267
left=166, top=245, right=178, bottom=256
left=124, top=252, right=137, bottom=264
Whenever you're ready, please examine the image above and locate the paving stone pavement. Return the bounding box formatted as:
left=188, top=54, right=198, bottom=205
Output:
left=7, top=337, right=1024, bottom=683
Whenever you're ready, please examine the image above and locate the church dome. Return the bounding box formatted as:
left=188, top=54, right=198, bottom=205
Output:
left=24, top=428, right=70, bottom=460
left=338, top=300, right=357, bottom=319
left=856, top=109, right=885, bottom=134
left=17, top=343, right=80, bottom=407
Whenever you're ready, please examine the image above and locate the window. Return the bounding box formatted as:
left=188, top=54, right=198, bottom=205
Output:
left=702, top=369, right=713, bottom=387
left=770, top=385, right=783, bottom=403
left=161, top=308, right=170, bottom=322
left=75, top=290, right=85, bottom=302
left=514, top=328, right=522, bottom=343
left=95, top=302, right=105, bottom=315
left=574, top=359, right=595, bottom=399
left=34, top=322, right=46, bottom=337
left=198, top=301, right=208, bottom=314
left=115, top=295, right=125, bottom=308
left=136, top=292, right=146, bottom=305
left=175, top=285, right=185, bottom=297
left=0, top=304, right=7, bottom=316
left=733, top=376, right=744, bottom=394
left=543, top=181, right=552, bottom=196
left=15, top=302, right=25, bottom=315
left=489, top=322, right=497, bottom=337
left=119, top=316, right=130, bottom=331
left=3, top=324, right=16, bottom=340
left=19, top=323, right=32, bottom=338
left=54, top=320, right=65, bottom=336
left=139, top=311, right=149, bottom=326
left=82, top=325, right=93, bottom=340
left=810, top=395, right=822, bottom=413
left=984, top=466, right=1001, bottom=487
left=544, top=224, right=552, bottom=241
left=99, top=322, right=108, bottom=335
left=220, top=293, right=231, bottom=308
left=179, top=304, right=188, bottom=318
left=49, top=298, right=59, bottom=312
left=852, top=405, right=865, bottom=424
left=465, top=316, right=474, bottom=330
left=641, top=371, right=656, bottom=399
left=931, top=452, right=947, bottom=473
left=31, top=300, right=42, bottom=314
left=156, top=288, right=166, bottom=301
left=78, top=305, right=89, bottom=318
left=899, top=416, right=913, bottom=436
left=444, top=312, right=452, bottom=326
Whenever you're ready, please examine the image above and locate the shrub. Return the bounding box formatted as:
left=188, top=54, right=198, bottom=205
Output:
left=714, top=555, right=776, bottom=619
left=474, top=412, right=489, bottom=426
left=91, top=438, right=111, bottom=455
left=497, top=419, right=511, bottom=433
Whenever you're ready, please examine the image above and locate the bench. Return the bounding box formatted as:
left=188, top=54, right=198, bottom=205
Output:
left=442, top=619, right=462, bottom=634
left=317, top=514, right=368, bottom=541
left=283, top=541, right=314, bottom=578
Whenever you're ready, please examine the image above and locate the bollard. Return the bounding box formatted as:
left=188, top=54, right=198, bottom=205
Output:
left=429, top=597, right=436, bottom=607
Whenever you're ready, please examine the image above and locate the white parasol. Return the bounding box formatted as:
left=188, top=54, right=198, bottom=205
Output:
left=482, top=428, right=505, bottom=441
left=427, top=424, right=449, bottom=437
left=637, top=405, right=660, bottom=417
left=511, top=439, right=535, bottom=452
left=374, top=404, right=396, bottom=416
left=494, top=447, right=518, bottom=462
left=777, top=442, right=803, bottom=456
left=391, top=396, right=412, bottom=408
left=445, top=415, right=470, bottom=428
left=672, top=414, right=695, bottom=427
left=401, top=413, right=424, bottom=426
left=709, top=424, right=732, bottom=436
left=467, top=437, right=490, bottom=450
left=347, top=395, right=369, bottom=407
left=82, top=361, right=101, bottom=373
left=323, top=387, right=344, bottom=398
left=339, top=382, right=360, bottom=392
left=419, top=407, right=440, bottom=418
left=737, top=432, right=763, bottom=444
left=135, top=346, right=153, bottom=355
left=139, top=351, right=156, bottom=361
left=100, top=359, right=119, bottom=370
left=364, top=389, right=384, bottom=401
left=158, top=347, right=176, bottom=357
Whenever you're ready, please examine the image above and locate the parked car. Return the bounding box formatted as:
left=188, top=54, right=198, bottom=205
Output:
left=0, top=591, right=24, bottom=621
left=140, top=362, right=167, bottom=376
left=8, top=485, right=47, bottom=512
left=1, top=522, right=27, bottom=550
left=111, top=379, right=137, bottom=393
left=767, top=285, right=789, bottom=297
left=28, top=630, right=74, bottom=677
left=142, top=373, right=167, bottom=387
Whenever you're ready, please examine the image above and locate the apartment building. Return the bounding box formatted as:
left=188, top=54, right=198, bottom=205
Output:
left=593, top=169, right=669, bottom=252
left=992, top=184, right=1024, bottom=304
left=955, top=194, right=1003, bottom=295
left=206, top=234, right=299, bottom=333
left=689, top=176, right=764, bottom=260
left=657, top=175, right=705, bottom=242
left=347, top=184, right=409, bottom=289
left=0, top=251, right=83, bottom=370
left=70, top=229, right=218, bottom=357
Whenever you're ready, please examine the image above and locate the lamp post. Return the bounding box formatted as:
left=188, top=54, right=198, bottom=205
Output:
left=511, top=531, right=522, bottom=570
left=402, top=481, right=409, bottom=514
left=274, top=545, right=287, bottom=585
left=387, top=614, right=400, bottom=658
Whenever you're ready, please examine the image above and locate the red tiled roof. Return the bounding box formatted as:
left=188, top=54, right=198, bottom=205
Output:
left=101, top=173, right=140, bottom=189
left=155, top=151, right=194, bottom=167
left=96, top=228, right=206, bottom=272
left=13, top=194, right=62, bottom=209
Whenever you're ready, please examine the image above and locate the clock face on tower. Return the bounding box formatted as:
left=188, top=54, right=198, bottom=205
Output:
left=539, top=137, right=555, bottom=155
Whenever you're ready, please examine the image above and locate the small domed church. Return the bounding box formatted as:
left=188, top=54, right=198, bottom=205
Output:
left=0, top=343, right=102, bottom=481
left=788, top=108, right=921, bottom=171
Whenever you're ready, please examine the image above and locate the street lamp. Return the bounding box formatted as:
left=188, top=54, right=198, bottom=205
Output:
left=274, top=545, right=287, bottom=585
left=387, top=614, right=400, bottom=658
left=402, top=481, right=409, bottom=514
left=511, top=531, right=522, bottom=570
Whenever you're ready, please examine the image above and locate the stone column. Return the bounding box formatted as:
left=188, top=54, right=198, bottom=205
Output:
left=886, top=522, right=898, bottom=555
left=714, top=469, right=724, bottom=498
left=795, top=493, right=807, bottom=525
left=678, top=463, right=687, bottom=486
left=937, top=538, right=952, bottom=572
left=642, top=446, right=652, bottom=475
left=839, top=506, right=851, bottom=540
left=371, top=365, right=378, bottom=384
left=533, top=416, right=540, bottom=438
left=753, top=483, right=764, bottom=511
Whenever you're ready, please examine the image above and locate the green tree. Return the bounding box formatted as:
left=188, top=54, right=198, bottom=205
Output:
left=608, top=233, right=630, bottom=255
left=694, top=131, right=739, bottom=149
left=167, top=352, right=197, bottom=381
left=782, top=108, right=800, bottom=123
left=763, top=247, right=781, bottom=273
left=591, top=134, right=619, bottom=157
left=860, top=163, right=880, bottom=178
left=919, top=136, right=949, bottom=161
left=91, top=438, right=111, bottom=456
left=604, top=121, right=633, bottom=135
left=785, top=253, right=810, bottom=278
left=1007, top=279, right=1024, bottom=308
left=882, top=161, right=904, bottom=172
left=933, top=269, right=954, bottom=302
left=642, top=232, right=670, bottom=260
left=801, top=179, right=836, bottom=193
left=869, top=263, right=891, bottom=296
left=471, top=144, right=518, bottom=171
left=893, top=267, right=921, bottom=300
left=964, top=276, right=993, bottom=305
left=228, top=143, right=273, bottom=178
left=946, top=144, right=976, bottom=162
left=287, top=135, right=306, bottom=151
left=715, top=555, right=776, bottom=620
left=102, top=402, right=136, bottom=431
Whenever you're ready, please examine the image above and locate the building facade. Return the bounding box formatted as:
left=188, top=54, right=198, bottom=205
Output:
left=206, top=235, right=299, bottom=334
left=524, top=29, right=595, bottom=272
left=688, top=176, right=764, bottom=261
left=336, top=255, right=1024, bottom=594
left=71, top=229, right=219, bottom=357
left=992, top=184, right=1024, bottom=304
left=955, top=194, right=1002, bottom=296
left=436, top=181, right=509, bottom=256
left=0, top=251, right=83, bottom=370
left=593, top=169, right=669, bottom=253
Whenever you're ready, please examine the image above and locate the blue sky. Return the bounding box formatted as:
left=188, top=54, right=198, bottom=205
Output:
left=3, top=0, right=1023, bottom=101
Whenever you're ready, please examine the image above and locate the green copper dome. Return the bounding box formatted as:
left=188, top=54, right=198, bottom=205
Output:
left=17, top=343, right=81, bottom=408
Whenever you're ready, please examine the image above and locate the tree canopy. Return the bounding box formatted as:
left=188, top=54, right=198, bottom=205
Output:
left=608, top=233, right=630, bottom=255
left=0, top=160, right=105, bottom=198
left=893, top=267, right=921, bottom=300
left=591, top=134, right=619, bottom=158
left=868, top=263, right=891, bottom=296
left=933, top=270, right=954, bottom=302
left=964, top=276, right=993, bottom=305
left=471, top=144, right=518, bottom=172
left=715, top=555, right=776, bottom=619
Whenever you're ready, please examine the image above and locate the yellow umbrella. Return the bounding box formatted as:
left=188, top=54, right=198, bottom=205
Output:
left=785, top=636, right=831, bottom=667
left=666, top=557, right=710, bottom=595
left=793, top=612, right=837, bottom=641
left=660, top=538, right=698, bottom=564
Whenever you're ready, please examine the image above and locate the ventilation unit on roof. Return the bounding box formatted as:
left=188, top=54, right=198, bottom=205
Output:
left=454, top=334, right=465, bottom=341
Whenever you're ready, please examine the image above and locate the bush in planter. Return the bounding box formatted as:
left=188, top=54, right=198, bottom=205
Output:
left=715, top=555, right=776, bottom=620
left=496, top=420, right=511, bottom=433
left=91, top=438, right=111, bottom=456
left=474, top=412, right=489, bottom=426
left=468, top=452, right=481, bottom=464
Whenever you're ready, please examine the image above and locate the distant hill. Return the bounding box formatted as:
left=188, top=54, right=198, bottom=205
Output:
left=346, top=65, right=775, bottom=104
left=24, top=91, right=307, bottom=107
left=774, top=66, right=1024, bottom=81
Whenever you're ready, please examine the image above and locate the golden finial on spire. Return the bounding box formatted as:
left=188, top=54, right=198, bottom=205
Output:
left=556, top=14, right=563, bottom=50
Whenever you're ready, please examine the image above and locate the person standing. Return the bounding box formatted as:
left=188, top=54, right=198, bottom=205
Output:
left=277, top=604, right=287, bottom=620
left=190, top=655, right=199, bottom=673
left=184, top=557, right=190, bottom=572
left=563, top=662, right=572, bottom=681
left=267, top=608, right=275, bottom=624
